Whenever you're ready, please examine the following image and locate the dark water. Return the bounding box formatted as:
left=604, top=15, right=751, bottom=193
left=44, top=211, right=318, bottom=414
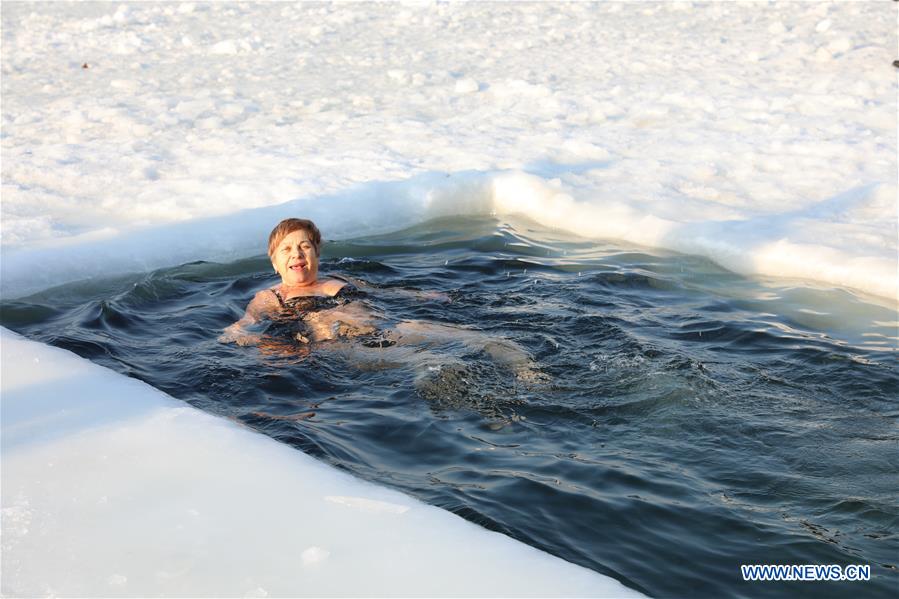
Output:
left=2, top=216, right=897, bottom=598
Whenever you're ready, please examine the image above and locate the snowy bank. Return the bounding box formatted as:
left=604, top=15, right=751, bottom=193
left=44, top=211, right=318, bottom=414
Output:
left=2, top=1, right=896, bottom=302
left=0, top=328, right=642, bottom=597
left=2, top=169, right=895, bottom=302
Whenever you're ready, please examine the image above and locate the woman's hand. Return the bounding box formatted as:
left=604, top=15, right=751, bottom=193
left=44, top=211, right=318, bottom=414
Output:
left=218, top=324, right=261, bottom=346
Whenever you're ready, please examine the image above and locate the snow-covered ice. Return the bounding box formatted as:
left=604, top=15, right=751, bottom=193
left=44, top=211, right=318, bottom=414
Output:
left=1, top=1, right=895, bottom=301
left=0, top=328, right=642, bottom=597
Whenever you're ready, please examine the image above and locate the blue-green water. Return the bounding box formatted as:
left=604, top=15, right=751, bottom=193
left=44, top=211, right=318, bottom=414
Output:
left=2, top=216, right=897, bottom=597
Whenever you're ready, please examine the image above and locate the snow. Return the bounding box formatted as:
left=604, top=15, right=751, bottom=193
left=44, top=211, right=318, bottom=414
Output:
left=0, top=328, right=642, bottom=597
left=1, top=1, right=895, bottom=302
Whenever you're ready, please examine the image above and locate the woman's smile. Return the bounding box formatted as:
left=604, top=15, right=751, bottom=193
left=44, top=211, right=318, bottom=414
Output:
left=273, top=230, right=319, bottom=286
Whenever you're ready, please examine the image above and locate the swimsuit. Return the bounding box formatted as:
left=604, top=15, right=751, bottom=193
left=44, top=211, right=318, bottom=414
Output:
left=270, top=283, right=364, bottom=314
left=269, top=283, right=395, bottom=348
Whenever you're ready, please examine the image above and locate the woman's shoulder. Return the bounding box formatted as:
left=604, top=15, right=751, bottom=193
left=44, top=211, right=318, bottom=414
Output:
left=252, top=287, right=281, bottom=307
left=321, top=278, right=351, bottom=296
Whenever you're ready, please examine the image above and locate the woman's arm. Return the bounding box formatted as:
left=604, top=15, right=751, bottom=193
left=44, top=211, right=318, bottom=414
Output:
left=218, top=290, right=278, bottom=346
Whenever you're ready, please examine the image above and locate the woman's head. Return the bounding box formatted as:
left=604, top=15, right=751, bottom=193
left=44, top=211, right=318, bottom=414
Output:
left=268, top=218, right=323, bottom=287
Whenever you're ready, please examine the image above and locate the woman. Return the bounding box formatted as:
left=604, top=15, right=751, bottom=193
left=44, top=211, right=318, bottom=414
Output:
left=219, top=218, right=380, bottom=347
left=220, top=218, right=542, bottom=380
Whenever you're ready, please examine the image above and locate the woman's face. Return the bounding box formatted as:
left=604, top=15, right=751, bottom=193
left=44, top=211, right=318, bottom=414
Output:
left=272, top=229, right=319, bottom=287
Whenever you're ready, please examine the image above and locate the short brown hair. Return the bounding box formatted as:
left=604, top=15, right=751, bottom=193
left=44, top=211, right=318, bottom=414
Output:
left=268, top=218, right=322, bottom=258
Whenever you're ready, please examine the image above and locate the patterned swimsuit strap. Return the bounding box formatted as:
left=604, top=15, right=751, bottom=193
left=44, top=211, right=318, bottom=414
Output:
left=270, top=288, right=288, bottom=309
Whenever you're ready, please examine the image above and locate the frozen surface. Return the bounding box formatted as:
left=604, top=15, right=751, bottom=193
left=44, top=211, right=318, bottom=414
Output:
left=0, top=327, right=642, bottom=597
left=1, top=1, right=896, bottom=301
